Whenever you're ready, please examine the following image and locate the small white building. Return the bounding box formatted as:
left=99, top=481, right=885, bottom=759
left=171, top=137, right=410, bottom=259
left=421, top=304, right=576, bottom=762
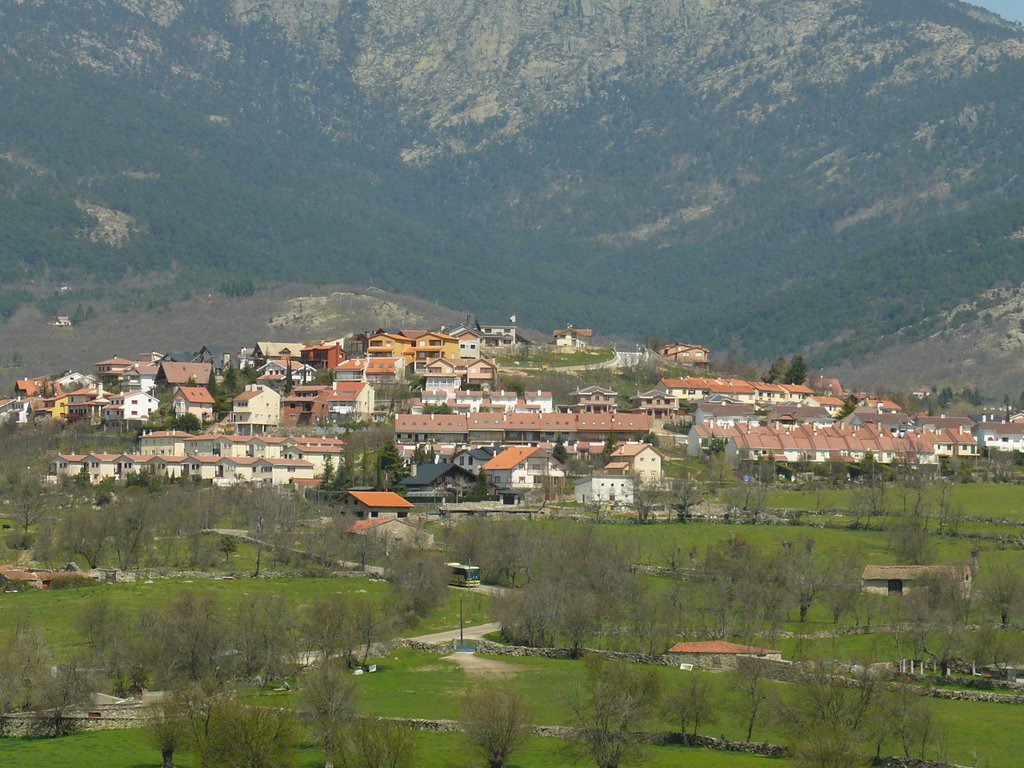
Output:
left=575, top=476, right=634, bottom=505
left=104, top=391, right=160, bottom=425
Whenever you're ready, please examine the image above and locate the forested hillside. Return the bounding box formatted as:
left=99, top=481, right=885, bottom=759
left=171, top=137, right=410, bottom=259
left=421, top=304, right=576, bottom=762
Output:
left=1, top=0, right=1023, bottom=370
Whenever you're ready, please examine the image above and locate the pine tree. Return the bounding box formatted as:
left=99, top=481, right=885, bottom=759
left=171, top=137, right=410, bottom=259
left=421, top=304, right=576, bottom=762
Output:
left=784, top=355, right=807, bottom=385
left=378, top=440, right=409, bottom=488
left=762, top=357, right=787, bottom=383
left=284, top=359, right=294, bottom=394
left=553, top=434, right=568, bottom=464
left=469, top=470, right=490, bottom=501
left=322, top=455, right=335, bottom=489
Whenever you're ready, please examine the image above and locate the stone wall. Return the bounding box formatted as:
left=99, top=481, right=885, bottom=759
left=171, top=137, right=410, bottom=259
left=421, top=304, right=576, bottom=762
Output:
left=470, top=639, right=803, bottom=681
left=1, top=703, right=149, bottom=737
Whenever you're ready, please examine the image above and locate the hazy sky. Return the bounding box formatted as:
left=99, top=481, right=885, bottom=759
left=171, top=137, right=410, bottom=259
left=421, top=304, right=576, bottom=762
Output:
left=972, top=1, right=1024, bottom=23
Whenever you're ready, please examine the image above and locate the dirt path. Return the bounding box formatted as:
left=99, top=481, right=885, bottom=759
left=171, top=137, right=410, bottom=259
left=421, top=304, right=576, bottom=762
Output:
left=442, top=652, right=522, bottom=677
left=408, top=622, right=502, bottom=644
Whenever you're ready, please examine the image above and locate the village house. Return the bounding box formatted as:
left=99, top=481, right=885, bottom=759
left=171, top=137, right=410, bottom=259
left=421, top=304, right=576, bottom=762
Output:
left=841, top=407, right=916, bottom=433
left=346, top=518, right=435, bottom=552
left=333, top=358, right=368, bottom=382
left=658, top=342, right=710, bottom=368
left=691, top=402, right=759, bottom=429
left=447, top=326, right=483, bottom=359
left=477, top=317, right=519, bottom=349
left=486, top=390, right=519, bottom=413
left=338, top=490, right=415, bottom=519
left=65, top=387, right=110, bottom=426
left=605, top=442, right=665, bottom=483
left=364, top=357, right=406, bottom=385
left=410, top=331, right=460, bottom=372
left=764, top=405, right=835, bottom=429
left=574, top=475, right=634, bottom=505
left=565, top=385, right=618, bottom=414
left=805, top=395, right=847, bottom=416
left=48, top=452, right=314, bottom=486
left=398, top=462, right=477, bottom=500
left=687, top=422, right=978, bottom=467
left=974, top=421, right=1024, bottom=453
left=861, top=565, right=973, bottom=597
left=156, top=361, right=214, bottom=390
left=282, top=436, right=345, bottom=474
left=138, top=429, right=193, bottom=455
left=660, top=377, right=748, bottom=405
left=327, top=381, right=375, bottom=420
left=631, top=389, right=678, bottom=421
left=300, top=340, right=346, bottom=370
left=280, top=385, right=333, bottom=427
left=120, top=361, right=160, bottom=392
left=248, top=342, right=303, bottom=369
left=366, top=332, right=415, bottom=363
left=553, top=325, right=593, bottom=349
left=523, top=390, right=554, bottom=413
left=0, top=398, right=31, bottom=424
left=395, top=412, right=651, bottom=453
left=231, top=385, right=281, bottom=436
left=256, top=358, right=317, bottom=390
left=94, top=357, right=136, bottom=387
left=172, top=386, right=216, bottom=422
left=423, top=357, right=498, bottom=391
left=451, top=447, right=498, bottom=474
left=103, top=391, right=160, bottom=426
left=481, top=446, right=565, bottom=491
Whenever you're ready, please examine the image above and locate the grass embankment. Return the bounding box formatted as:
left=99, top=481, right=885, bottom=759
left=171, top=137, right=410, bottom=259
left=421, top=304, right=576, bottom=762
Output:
left=0, top=727, right=795, bottom=768
left=765, top=483, right=1024, bottom=519
left=1, top=577, right=492, bottom=661
left=496, top=347, right=616, bottom=369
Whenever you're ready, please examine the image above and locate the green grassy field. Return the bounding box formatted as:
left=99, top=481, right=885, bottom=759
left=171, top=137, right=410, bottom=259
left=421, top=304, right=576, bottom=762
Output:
left=0, top=577, right=492, bottom=660
left=250, top=649, right=1024, bottom=768
left=0, top=727, right=797, bottom=768
left=576, top=519, right=978, bottom=569
left=765, top=483, right=1024, bottom=520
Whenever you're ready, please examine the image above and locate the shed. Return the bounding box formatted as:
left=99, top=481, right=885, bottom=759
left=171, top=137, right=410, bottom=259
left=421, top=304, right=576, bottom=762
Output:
left=861, top=565, right=972, bottom=597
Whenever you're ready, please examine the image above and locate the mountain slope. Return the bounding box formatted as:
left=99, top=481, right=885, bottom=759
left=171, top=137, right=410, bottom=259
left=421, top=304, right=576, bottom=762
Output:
left=1, top=0, right=1023, bottom=374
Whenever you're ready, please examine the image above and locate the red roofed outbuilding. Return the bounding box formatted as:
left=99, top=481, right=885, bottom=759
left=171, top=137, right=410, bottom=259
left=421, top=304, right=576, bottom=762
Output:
left=668, top=641, right=783, bottom=667
left=339, top=490, right=415, bottom=519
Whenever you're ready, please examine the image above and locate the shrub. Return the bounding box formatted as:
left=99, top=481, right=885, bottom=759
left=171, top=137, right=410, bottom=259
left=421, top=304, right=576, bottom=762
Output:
left=47, top=574, right=98, bottom=590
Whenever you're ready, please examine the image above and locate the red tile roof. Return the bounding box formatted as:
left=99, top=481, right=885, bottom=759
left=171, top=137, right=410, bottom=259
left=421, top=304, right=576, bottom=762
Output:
left=348, top=518, right=397, bottom=533
left=345, top=491, right=414, bottom=509
left=174, top=386, right=215, bottom=404
left=482, top=446, right=539, bottom=471
left=160, top=362, right=213, bottom=386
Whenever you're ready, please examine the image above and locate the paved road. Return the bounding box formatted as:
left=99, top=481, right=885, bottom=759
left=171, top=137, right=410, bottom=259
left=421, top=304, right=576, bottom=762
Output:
left=409, top=622, right=502, bottom=644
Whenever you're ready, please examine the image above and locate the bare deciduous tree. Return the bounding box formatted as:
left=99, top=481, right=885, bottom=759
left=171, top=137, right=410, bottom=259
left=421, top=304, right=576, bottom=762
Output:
left=979, top=561, right=1024, bottom=627
left=662, top=672, right=716, bottom=738
left=462, top=685, right=533, bottom=768
left=301, top=658, right=359, bottom=767
left=147, top=692, right=189, bottom=768
left=336, top=717, right=416, bottom=768
left=733, top=656, right=772, bottom=743
left=568, top=658, right=660, bottom=768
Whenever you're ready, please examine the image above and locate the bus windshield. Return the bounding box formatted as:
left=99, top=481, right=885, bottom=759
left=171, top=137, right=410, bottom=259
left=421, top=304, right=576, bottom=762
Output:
left=447, top=562, right=481, bottom=587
